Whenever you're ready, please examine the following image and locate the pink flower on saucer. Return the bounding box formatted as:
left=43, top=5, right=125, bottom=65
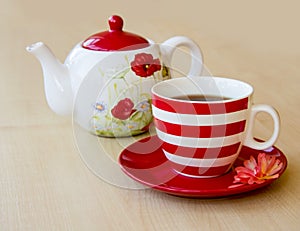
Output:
left=229, top=153, right=283, bottom=188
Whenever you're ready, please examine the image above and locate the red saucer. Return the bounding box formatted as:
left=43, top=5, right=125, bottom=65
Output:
left=119, top=135, right=287, bottom=198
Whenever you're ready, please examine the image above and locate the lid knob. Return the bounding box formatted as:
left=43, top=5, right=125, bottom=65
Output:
left=109, top=15, right=123, bottom=31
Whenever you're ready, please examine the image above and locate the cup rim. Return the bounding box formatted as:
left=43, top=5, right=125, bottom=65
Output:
left=151, top=76, right=254, bottom=104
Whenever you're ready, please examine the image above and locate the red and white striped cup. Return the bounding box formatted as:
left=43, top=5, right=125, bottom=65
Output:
left=151, top=76, right=280, bottom=178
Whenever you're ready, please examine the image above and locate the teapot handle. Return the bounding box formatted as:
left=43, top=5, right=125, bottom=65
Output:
left=160, top=36, right=203, bottom=76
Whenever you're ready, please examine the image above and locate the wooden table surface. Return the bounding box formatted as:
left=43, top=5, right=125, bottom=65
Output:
left=1, top=0, right=300, bottom=230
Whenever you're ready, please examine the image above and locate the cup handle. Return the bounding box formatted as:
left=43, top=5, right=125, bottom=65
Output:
left=160, top=36, right=203, bottom=76
left=243, top=104, right=280, bottom=150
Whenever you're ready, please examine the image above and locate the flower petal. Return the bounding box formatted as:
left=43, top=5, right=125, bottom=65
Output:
left=235, top=166, right=255, bottom=175
left=244, top=155, right=257, bottom=171
left=258, top=153, right=268, bottom=176
left=267, top=160, right=283, bottom=176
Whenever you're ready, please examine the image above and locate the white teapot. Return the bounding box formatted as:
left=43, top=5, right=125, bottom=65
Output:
left=27, top=15, right=203, bottom=137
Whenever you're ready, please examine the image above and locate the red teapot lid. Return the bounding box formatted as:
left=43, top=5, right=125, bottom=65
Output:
left=82, top=15, right=149, bottom=51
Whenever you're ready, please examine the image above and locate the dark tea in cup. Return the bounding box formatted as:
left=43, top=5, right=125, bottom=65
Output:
left=173, top=94, right=231, bottom=101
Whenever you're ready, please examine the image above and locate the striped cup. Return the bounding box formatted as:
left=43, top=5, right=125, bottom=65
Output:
left=151, top=76, right=280, bottom=178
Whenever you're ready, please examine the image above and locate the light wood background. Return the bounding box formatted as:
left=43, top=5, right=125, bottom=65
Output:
left=1, top=0, right=300, bottom=230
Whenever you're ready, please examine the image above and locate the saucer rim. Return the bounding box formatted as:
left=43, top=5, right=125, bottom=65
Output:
left=119, top=135, right=287, bottom=198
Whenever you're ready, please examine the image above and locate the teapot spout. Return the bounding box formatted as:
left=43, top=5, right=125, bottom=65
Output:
left=26, top=42, right=73, bottom=116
